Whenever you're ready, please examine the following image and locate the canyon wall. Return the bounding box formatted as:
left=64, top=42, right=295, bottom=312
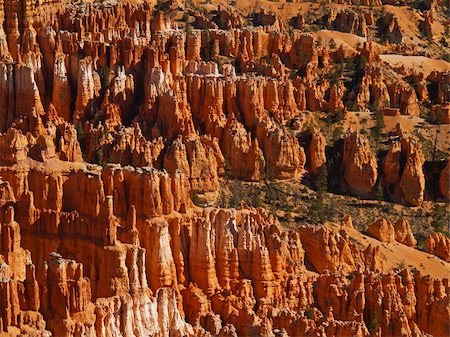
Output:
left=0, top=0, right=448, bottom=336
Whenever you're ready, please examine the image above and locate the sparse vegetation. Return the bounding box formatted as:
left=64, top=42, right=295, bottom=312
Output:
left=394, top=261, right=406, bottom=272
left=95, top=148, right=104, bottom=166
left=193, top=191, right=202, bottom=207
left=329, top=38, right=336, bottom=49
left=304, top=307, right=314, bottom=320
left=315, top=36, right=322, bottom=48
left=76, top=123, right=85, bottom=142
left=309, top=167, right=331, bottom=224
left=367, top=313, right=380, bottom=335
left=98, top=66, right=110, bottom=95
left=370, top=112, right=385, bottom=148
left=230, top=179, right=244, bottom=208
left=431, top=204, right=448, bottom=232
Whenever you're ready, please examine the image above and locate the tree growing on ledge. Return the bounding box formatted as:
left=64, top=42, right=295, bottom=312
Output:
left=371, top=112, right=385, bottom=147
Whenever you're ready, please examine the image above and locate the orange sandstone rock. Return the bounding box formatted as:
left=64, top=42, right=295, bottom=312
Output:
left=343, top=131, right=378, bottom=196
left=367, top=218, right=395, bottom=243
left=394, top=218, right=417, bottom=247
left=308, top=128, right=326, bottom=176
left=426, top=232, right=450, bottom=262
left=222, top=115, right=265, bottom=181
left=0, top=2, right=447, bottom=336
left=384, top=137, right=425, bottom=206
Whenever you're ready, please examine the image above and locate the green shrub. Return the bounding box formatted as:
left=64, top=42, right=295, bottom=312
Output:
left=304, top=307, right=314, bottom=320
left=329, top=38, right=336, bottom=49
left=431, top=204, right=447, bottom=232
left=230, top=180, right=244, bottom=208
left=371, top=112, right=385, bottom=146
left=76, top=123, right=85, bottom=141
left=367, top=313, right=380, bottom=335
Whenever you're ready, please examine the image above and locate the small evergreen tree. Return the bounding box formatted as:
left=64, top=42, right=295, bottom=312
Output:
left=329, top=38, right=337, bottom=49
left=315, top=36, right=323, bottom=48
left=355, top=55, right=368, bottom=76
left=230, top=180, right=244, bottom=208
left=431, top=204, right=448, bottom=232
left=76, top=123, right=85, bottom=142
left=375, top=181, right=384, bottom=201
left=367, top=313, right=380, bottom=336
left=371, top=112, right=385, bottom=147
left=309, top=166, right=328, bottom=224
left=304, top=308, right=314, bottom=320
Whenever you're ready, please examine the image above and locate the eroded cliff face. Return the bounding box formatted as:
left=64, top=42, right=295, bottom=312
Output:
left=0, top=0, right=447, bottom=204
left=0, top=0, right=449, bottom=336
left=0, top=169, right=449, bottom=337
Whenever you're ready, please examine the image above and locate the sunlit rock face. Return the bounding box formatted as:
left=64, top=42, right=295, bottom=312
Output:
left=0, top=0, right=448, bottom=336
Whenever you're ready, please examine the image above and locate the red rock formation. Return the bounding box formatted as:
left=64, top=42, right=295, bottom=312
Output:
left=384, top=137, right=425, bottom=206
left=253, top=9, right=283, bottom=31
left=357, top=65, right=390, bottom=111
left=394, top=218, right=417, bottom=247
left=343, top=131, right=378, bottom=196
left=74, top=57, right=101, bottom=123
left=426, top=232, right=450, bottom=262
left=0, top=206, right=51, bottom=336
left=221, top=115, right=265, bottom=181
left=184, top=135, right=224, bottom=193
left=51, top=55, right=72, bottom=121
left=367, top=218, right=395, bottom=243
left=414, top=273, right=449, bottom=337
left=388, top=83, right=420, bottom=116
left=213, top=8, right=244, bottom=30
left=57, top=123, right=83, bottom=162
left=299, top=226, right=358, bottom=273
left=420, top=11, right=434, bottom=39
left=427, top=71, right=449, bottom=105
left=0, top=128, right=29, bottom=164
left=0, top=1, right=448, bottom=336
left=0, top=149, right=448, bottom=337
left=256, top=118, right=305, bottom=179
left=379, top=13, right=404, bottom=44
left=325, top=9, right=369, bottom=37
left=399, top=139, right=425, bottom=206
left=309, top=128, right=326, bottom=176
left=432, top=104, right=450, bottom=124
